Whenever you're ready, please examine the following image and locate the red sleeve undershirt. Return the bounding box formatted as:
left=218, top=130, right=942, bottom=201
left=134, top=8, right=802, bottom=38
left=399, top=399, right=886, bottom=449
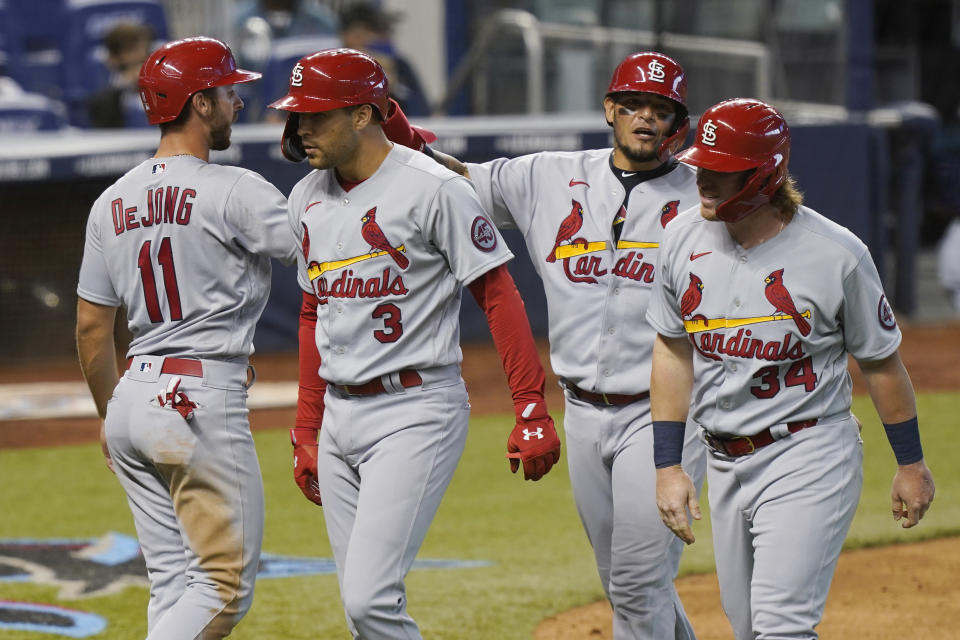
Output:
left=466, top=264, right=546, bottom=410
left=296, top=291, right=326, bottom=429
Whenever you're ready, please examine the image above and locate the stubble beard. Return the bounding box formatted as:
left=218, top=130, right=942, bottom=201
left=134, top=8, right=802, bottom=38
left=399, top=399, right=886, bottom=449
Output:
left=615, top=130, right=660, bottom=165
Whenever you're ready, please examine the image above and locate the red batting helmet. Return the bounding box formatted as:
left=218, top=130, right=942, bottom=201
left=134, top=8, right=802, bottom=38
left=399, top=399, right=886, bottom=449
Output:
left=678, top=98, right=791, bottom=222
left=606, top=51, right=689, bottom=161
left=138, top=37, right=260, bottom=125
left=268, top=48, right=390, bottom=162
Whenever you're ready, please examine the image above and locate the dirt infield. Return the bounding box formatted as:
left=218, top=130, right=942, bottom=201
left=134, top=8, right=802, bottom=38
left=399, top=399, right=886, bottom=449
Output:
left=1, top=322, right=958, bottom=638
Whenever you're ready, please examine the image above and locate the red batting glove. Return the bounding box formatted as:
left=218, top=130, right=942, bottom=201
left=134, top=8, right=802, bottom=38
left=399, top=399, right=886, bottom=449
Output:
left=381, top=98, right=437, bottom=151
left=290, top=427, right=322, bottom=506
left=506, top=400, right=561, bottom=481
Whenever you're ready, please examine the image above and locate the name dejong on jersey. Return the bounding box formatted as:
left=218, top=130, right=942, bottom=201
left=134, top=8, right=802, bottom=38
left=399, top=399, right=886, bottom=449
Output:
left=303, top=207, right=411, bottom=305
left=544, top=197, right=680, bottom=285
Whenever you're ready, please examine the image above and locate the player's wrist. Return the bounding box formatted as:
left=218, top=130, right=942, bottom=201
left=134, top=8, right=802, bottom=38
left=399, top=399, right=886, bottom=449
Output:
left=653, top=420, right=686, bottom=468
left=882, top=417, right=923, bottom=465
left=513, top=399, right=549, bottom=422
left=290, top=426, right=319, bottom=446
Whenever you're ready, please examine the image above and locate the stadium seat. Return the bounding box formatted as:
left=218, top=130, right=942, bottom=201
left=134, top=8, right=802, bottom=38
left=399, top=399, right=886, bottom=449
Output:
left=4, top=0, right=67, bottom=99
left=0, top=77, right=67, bottom=131
left=58, top=0, right=169, bottom=126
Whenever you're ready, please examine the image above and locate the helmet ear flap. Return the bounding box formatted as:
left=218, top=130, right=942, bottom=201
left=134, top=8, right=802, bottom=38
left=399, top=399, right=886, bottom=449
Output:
left=715, top=156, right=781, bottom=222
left=280, top=113, right=306, bottom=162
left=658, top=116, right=690, bottom=163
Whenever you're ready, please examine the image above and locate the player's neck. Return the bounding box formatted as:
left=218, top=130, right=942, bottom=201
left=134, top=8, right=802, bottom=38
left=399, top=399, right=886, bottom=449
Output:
left=335, top=138, right=393, bottom=182
left=725, top=206, right=789, bottom=249
left=155, top=131, right=210, bottom=162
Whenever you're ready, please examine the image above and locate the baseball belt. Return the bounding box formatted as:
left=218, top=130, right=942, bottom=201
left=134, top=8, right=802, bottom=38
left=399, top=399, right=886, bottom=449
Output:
left=333, top=370, right=423, bottom=396
left=703, top=419, right=819, bottom=457
left=126, top=356, right=203, bottom=377
left=564, top=381, right=649, bottom=406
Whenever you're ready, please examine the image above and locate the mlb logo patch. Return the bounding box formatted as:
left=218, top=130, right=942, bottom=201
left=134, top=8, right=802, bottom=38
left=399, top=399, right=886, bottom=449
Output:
left=152, top=163, right=166, bottom=174
left=139, top=362, right=153, bottom=372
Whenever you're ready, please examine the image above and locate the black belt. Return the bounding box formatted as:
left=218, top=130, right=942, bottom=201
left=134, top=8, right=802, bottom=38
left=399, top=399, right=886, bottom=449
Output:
left=703, top=419, right=819, bottom=457
left=565, top=382, right=649, bottom=406
left=333, top=370, right=422, bottom=396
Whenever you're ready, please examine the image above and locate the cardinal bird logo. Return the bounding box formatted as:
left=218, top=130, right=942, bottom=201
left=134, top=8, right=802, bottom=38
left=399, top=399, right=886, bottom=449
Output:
left=546, top=199, right=585, bottom=262
left=660, top=200, right=680, bottom=228
left=361, top=207, right=409, bottom=269
left=301, top=223, right=310, bottom=260
left=680, top=272, right=704, bottom=318
left=764, top=268, right=811, bottom=336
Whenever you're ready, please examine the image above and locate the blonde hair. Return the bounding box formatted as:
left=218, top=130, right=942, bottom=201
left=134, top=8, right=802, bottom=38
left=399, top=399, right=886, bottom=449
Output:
left=771, top=174, right=803, bottom=217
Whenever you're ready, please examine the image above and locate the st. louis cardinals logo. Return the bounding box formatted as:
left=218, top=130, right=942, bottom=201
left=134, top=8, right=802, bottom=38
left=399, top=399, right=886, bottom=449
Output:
left=522, top=427, right=544, bottom=440
left=764, top=269, right=811, bottom=336
left=701, top=120, right=718, bottom=146
left=361, top=207, right=409, bottom=269
left=660, top=200, right=680, bottom=227
left=546, top=199, right=585, bottom=263
left=681, top=272, right=704, bottom=319
left=680, top=268, right=814, bottom=363
left=304, top=208, right=410, bottom=304
left=290, top=62, right=304, bottom=87
left=545, top=198, right=660, bottom=285
left=647, top=59, right=666, bottom=82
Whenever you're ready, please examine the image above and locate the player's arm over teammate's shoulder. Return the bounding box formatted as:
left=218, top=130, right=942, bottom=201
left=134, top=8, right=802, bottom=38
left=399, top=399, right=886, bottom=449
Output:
left=223, top=170, right=298, bottom=265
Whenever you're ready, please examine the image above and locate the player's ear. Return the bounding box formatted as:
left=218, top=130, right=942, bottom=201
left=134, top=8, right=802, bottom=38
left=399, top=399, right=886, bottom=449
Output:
left=191, top=87, right=220, bottom=119
left=352, top=104, right=375, bottom=130
left=603, top=96, right=616, bottom=127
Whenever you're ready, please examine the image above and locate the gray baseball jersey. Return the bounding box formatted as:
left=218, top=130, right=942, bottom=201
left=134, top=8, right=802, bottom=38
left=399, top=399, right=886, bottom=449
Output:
left=467, top=149, right=705, bottom=638
left=77, top=154, right=295, bottom=638
left=78, top=155, right=296, bottom=359
left=290, top=144, right=513, bottom=385
left=647, top=204, right=901, bottom=435
left=468, top=149, right=699, bottom=394
left=289, top=143, right=512, bottom=638
left=647, top=204, right=894, bottom=638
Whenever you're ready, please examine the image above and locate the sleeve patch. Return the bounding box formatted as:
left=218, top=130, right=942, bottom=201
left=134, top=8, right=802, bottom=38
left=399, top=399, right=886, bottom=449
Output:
left=471, top=216, right=498, bottom=252
left=877, top=294, right=897, bottom=330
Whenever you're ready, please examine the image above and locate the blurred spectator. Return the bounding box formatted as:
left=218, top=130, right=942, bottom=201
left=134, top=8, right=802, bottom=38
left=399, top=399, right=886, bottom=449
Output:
left=339, top=2, right=431, bottom=116
left=85, top=22, right=153, bottom=128
left=235, top=0, right=340, bottom=71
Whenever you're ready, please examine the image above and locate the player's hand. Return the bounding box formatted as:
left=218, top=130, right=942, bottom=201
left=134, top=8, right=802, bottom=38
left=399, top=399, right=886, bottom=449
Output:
left=381, top=98, right=437, bottom=151
left=656, top=465, right=700, bottom=544
left=891, top=460, right=935, bottom=528
left=99, top=420, right=115, bottom=475
left=291, top=427, right=323, bottom=506
left=506, top=401, right=561, bottom=481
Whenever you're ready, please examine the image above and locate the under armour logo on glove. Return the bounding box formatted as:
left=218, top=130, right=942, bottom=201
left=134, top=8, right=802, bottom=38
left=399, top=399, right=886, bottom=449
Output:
left=156, top=376, right=198, bottom=420
left=522, top=427, right=544, bottom=440
left=507, top=401, right=562, bottom=481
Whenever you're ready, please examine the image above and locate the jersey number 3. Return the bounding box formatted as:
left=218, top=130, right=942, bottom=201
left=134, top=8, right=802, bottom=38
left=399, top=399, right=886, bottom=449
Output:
left=138, top=238, right=182, bottom=323
left=372, top=303, right=403, bottom=343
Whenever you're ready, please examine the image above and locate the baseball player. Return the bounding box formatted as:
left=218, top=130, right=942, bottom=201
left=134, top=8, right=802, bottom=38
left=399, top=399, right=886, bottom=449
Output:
left=386, top=51, right=707, bottom=638
left=648, top=98, right=936, bottom=639
left=76, top=37, right=297, bottom=639
left=268, top=48, right=561, bottom=639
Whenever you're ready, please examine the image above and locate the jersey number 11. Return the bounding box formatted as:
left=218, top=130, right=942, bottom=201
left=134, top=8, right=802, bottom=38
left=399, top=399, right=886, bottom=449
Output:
left=138, top=237, right=182, bottom=323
